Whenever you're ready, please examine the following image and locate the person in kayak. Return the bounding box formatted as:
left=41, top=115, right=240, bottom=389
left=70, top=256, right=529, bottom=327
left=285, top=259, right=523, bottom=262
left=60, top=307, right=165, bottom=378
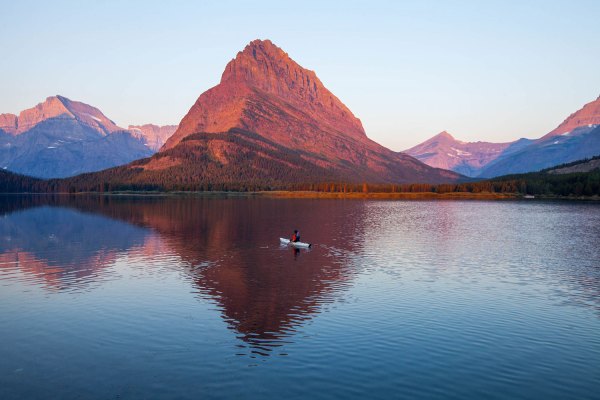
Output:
left=291, top=229, right=301, bottom=242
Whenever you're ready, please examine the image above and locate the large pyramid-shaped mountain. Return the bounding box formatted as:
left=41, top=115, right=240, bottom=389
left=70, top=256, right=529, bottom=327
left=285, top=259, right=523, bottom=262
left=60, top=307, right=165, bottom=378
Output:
left=149, top=39, right=460, bottom=185
left=164, top=39, right=367, bottom=149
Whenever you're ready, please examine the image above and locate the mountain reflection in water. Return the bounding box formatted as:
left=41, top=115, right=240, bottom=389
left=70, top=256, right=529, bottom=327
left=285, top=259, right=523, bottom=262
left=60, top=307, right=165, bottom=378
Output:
left=0, top=195, right=363, bottom=356
left=2, top=195, right=600, bottom=400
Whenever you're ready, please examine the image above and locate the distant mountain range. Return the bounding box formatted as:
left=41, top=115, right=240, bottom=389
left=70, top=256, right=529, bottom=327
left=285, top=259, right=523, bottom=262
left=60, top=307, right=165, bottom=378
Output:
left=403, top=131, right=533, bottom=177
left=405, top=96, right=600, bottom=177
left=0, top=96, right=176, bottom=178
left=2, top=39, right=596, bottom=188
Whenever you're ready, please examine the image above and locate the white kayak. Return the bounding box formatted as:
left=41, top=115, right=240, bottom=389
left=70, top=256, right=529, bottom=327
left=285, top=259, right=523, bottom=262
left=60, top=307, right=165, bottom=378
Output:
left=280, top=238, right=312, bottom=248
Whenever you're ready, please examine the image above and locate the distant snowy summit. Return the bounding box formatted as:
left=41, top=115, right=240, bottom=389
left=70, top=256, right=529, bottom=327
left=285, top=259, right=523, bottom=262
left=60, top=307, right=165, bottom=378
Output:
left=404, top=131, right=531, bottom=177
left=405, top=96, right=600, bottom=177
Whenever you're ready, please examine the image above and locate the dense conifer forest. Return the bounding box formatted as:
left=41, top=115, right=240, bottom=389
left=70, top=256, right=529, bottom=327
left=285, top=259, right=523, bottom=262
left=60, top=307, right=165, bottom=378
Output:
left=1, top=154, right=599, bottom=197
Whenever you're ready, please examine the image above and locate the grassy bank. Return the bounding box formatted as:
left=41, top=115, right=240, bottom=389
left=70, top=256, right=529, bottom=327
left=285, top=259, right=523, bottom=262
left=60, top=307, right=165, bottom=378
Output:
left=255, top=191, right=512, bottom=199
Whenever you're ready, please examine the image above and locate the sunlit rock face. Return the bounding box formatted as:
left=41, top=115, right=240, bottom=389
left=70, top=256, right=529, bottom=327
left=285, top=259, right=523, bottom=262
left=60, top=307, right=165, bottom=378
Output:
left=128, top=124, right=178, bottom=152
left=543, top=96, right=600, bottom=139
left=164, top=39, right=366, bottom=149
left=0, top=113, right=18, bottom=135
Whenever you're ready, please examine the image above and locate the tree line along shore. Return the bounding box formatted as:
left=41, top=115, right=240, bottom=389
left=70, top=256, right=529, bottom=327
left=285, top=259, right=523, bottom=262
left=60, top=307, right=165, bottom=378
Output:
left=1, top=157, right=599, bottom=199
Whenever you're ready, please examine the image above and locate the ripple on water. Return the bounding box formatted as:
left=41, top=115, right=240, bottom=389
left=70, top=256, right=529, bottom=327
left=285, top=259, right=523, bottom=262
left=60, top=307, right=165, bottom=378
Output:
left=0, top=198, right=599, bottom=400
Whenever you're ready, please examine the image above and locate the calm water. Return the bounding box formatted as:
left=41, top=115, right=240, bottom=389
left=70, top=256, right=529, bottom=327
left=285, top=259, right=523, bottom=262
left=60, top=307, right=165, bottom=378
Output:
left=0, top=195, right=599, bottom=399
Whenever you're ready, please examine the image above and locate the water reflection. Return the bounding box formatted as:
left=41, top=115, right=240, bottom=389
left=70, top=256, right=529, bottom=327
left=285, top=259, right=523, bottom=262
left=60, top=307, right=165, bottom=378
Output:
left=93, top=197, right=363, bottom=356
left=2, top=196, right=600, bottom=399
left=358, top=200, right=600, bottom=314
left=2, top=195, right=599, bottom=360
left=0, top=204, right=149, bottom=292
left=0, top=195, right=364, bottom=356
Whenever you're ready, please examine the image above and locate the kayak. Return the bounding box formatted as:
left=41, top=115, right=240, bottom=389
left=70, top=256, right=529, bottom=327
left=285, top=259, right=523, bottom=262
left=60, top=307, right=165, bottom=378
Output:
left=280, top=238, right=312, bottom=248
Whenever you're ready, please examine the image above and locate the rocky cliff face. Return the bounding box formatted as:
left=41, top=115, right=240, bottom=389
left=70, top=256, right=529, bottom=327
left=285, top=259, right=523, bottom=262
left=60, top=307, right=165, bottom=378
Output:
left=0, top=113, right=18, bottom=135
left=128, top=124, right=178, bottom=151
left=164, top=40, right=366, bottom=150
left=158, top=39, right=461, bottom=185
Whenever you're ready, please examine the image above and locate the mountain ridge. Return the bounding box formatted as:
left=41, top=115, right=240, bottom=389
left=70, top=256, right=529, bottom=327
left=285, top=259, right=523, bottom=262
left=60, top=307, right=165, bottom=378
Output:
left=128, top=124, right=178, bottom=152
left=0, top=95, right=122, bottom=136
left=0, top=96, right=177, bottom=178
left=404, top=130, right=526, bottom=177
left=542, top=95, right=600, bottom=139
left=405, top=94, right=600, bottom=177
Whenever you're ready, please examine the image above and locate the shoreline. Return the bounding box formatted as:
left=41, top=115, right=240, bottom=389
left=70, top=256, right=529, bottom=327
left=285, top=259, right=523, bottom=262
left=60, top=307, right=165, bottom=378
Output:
left=1, top=191, right=599, bottom=201
left=258, top=191, right=517, bottom=200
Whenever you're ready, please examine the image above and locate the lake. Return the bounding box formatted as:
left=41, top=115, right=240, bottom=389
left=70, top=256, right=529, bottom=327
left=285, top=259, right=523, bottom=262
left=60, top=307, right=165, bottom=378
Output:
left=1, top=195, right=599, bottom=399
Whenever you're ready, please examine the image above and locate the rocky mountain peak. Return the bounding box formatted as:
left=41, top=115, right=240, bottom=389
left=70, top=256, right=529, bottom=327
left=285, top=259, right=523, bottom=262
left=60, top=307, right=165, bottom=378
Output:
left=163, top=39, right=367, bottom=150
left=413, top=131, right=457, bottom=148
left=544, top=96, right=600, bottom=138
left=221, top=39, right=302, bottom=87
left=0, top=96, right=176, bottom=178
left=16, top=96, right=73, bottom=132
left=11, top=95, right=123, bottom=136
left=435, top=131, right=455, bottom=140
left=0, top=113, right=18, bottom=135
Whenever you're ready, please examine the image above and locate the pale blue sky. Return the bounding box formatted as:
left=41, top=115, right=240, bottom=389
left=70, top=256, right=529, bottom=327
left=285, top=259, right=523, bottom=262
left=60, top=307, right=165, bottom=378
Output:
left=1, top=0, right=599, bottom=150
